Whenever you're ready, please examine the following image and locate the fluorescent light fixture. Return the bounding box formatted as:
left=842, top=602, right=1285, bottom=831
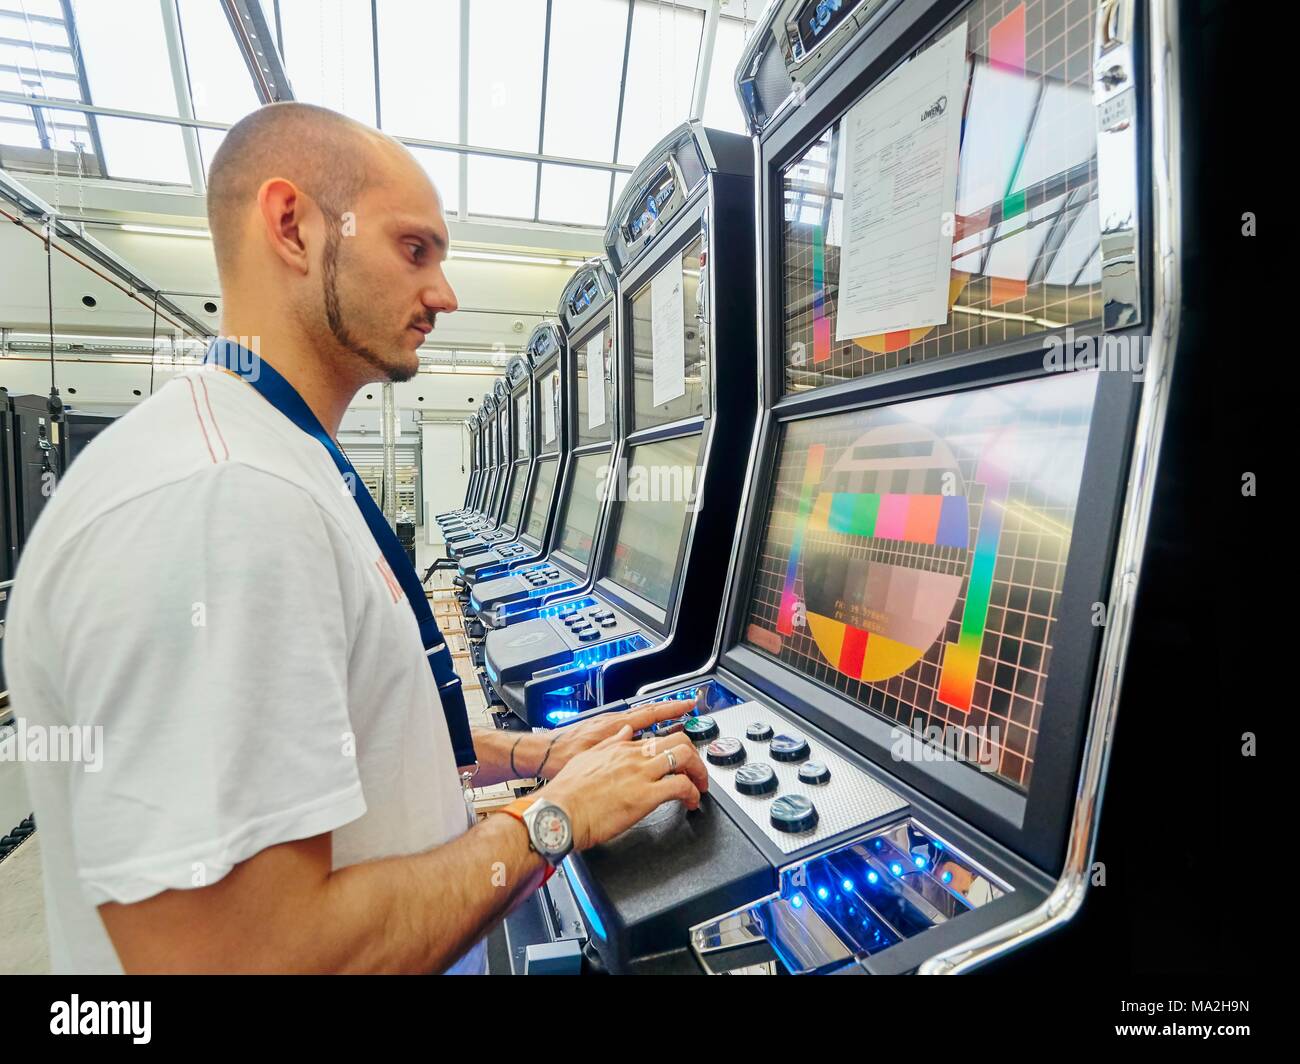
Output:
left=448, top=249, right=585, bottom=267
left=118, top=224, right=212, bottom=239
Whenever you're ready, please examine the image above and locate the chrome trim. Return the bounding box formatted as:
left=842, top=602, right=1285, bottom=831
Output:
left=918, top=0, right=1183, bottom=974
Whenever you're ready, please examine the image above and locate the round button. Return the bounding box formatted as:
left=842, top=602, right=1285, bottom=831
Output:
left=746, top=722, right=773, bottom=742
left=651, top=718, right=686, bottom=736
left=706, top=737, right=745, bottom=766
left=770, top=794, right=818, bottom=834
left=683, top=715, right=719, bottom=742
left=735, top=763, right=778, bottom=796
left=599, top=617, right=617, bottom=628
left=558, top=610, right=578, bottom=622
left=577, top=628, right=600, bottom=642
left=797, top=760, right=831, bottom=785
left=770, top=733, right=810, bottom=762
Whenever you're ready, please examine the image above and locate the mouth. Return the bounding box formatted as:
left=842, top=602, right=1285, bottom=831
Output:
left=409, top=322, right=432, bottom=337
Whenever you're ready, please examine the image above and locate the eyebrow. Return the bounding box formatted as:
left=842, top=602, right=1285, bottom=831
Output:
left=396, top=220, right=449, bottom=254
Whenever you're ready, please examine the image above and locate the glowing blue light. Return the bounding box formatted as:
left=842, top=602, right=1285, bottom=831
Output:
left=913, top=856, right=927, bottom=869
left=890, top=862, right=903, bottom=877
left=941, top=870, right=953, bottom=883
left=791, top=893, right=804, bottom=909
left=866, top=870, right=879, bottom=884
left=562, top=858, right=606, bottom=940
left=816, top=887, right=829, bottom=901
left=841, top=878, right=854, bottom=892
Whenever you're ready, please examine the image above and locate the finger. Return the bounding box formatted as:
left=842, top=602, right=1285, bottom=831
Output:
left=621, top=698, right=698, bottom=734
left=653, top=772, right=702, bottom=811
left=639, top=733, right=709, bottom=794
left=595, top=724, right=633, bottom=749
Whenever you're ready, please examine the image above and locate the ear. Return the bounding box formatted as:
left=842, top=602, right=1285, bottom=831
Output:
left=256, top=177, right=312, bottom=276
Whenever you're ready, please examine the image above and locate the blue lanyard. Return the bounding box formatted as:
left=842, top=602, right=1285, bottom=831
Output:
left=205, top=341, right=475, bottom=766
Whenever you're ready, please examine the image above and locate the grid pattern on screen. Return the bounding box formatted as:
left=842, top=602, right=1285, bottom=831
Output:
left=781, top=0, right=1101, bottom=394
left=556, top=452, right=610, bottom=567
left=504, top=465, right=528, bottom=529
left=741, top=372, right=1098, bottom=791
left=525, top=459, right=557, bottom=541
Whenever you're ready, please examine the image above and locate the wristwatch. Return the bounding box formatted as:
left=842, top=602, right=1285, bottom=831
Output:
left=499, top=797, right=573, bottom=867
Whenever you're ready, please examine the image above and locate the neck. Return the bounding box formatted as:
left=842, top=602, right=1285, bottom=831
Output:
left=217, top=314, right=365, bottom=438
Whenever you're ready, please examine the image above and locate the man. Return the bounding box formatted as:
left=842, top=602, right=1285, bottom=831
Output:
left=4, top=102, right=706, bottom=974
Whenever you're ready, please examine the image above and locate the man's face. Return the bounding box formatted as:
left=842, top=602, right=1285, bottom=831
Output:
left=316, top=152, right=457, bottom=384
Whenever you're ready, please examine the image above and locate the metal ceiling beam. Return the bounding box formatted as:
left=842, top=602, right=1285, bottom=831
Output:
left=0, top=167, right=213, bottom=339
left=0, top=90, right=636, bottom=174
left=159, top=0, right=206, bottom=194
left=219, top=0, right=294, bottom=104
left=690, top=0, right=721, bottom=120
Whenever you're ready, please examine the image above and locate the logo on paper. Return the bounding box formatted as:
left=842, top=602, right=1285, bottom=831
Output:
left=920, top=94, right=947, bottom=122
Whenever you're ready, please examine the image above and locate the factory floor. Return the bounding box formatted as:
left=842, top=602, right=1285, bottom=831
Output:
left=0, top=529, right=519, bottom=974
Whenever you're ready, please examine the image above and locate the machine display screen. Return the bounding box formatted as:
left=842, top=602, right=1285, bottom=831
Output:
left=604, top=433, right=700, bottom=610
left=503, top=465, right=528, bottom=530
left=555, top=452, right=610, bottom=567
left=741, top=371, right=1099, bottom=792
left=780, top=0, right=1101, bottom=394
left=514, top=394, right=530, bottom=456
left=524, top=457, right=558, bottom=541
left=627, top=236, right=704, bottom=431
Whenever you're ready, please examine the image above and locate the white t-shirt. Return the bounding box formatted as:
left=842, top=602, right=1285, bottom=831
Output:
left=4, top=366, right=484, bottom=974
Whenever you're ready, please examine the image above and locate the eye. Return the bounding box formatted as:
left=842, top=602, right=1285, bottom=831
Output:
left=405, top=241, right=425, bottom=263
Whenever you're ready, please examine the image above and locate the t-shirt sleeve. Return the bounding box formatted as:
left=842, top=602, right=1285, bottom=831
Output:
left=44, top=463, right=367, bottom=906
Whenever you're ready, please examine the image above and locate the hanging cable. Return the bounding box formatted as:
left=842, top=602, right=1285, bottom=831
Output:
left=148, top=293, right=160, bottom=396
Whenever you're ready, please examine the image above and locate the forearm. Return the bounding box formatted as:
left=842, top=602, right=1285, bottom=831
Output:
left=321, top=812, right=546, bottom=974
left=465, top=725, right=553, bottom=787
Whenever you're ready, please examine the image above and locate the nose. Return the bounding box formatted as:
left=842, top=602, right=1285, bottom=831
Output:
left=423, top=270, right=458, bottom=316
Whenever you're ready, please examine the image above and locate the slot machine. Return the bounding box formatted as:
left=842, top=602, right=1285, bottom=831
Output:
left=464, top=260, right=618, bottom=616
left=441, top=377, right=511, bottom=543
left=436, top=398, right=493, bottom=527
left=459, top=323, right=567, bottom=584
left=560, top=0, right=1181, bottom=974
left=482, top=122, right=757, bottom=730
left=450, top=328, right=563, bottom=563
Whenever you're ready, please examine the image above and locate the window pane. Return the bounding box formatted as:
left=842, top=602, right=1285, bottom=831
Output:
left=616, top=1, right=702, bottom=165
left=467, top=0, right=545, bottom=152
left=278, top=0, right=377, bottom=126
left=542, top=0, right=626, bottom=161
left=538, top=164, right=610, bottom=227
left=95, top=114, right=191, bottom=184
left=701, top=17, right=750, bottom=135
left=177, top=0, right=260, bottom=124
left=467, top=155, right=536, bottom=220
left=407, top=145, right=460, bottom=215
left=376, top=0, right=458, bottom=142
left=71, top=0, right=179, bottom=116
left=0, top=10, right=67, bottom=46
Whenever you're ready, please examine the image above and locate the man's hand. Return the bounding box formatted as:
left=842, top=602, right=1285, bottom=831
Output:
left=541, top=724, right=710, bottom=851
left=539, top=696, right=701, bottom=778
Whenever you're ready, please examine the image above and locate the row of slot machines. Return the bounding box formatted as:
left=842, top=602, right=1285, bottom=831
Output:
left=0, top=390, right=115, bottom=695
left=433, top=0, right=1189, bottom=975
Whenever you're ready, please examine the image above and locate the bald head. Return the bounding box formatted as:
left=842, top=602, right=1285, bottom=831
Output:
left=207, top=102, right=404, bottom=275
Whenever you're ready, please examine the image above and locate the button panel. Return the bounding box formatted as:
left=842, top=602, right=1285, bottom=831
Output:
left=695, top=701, right=907, bottom=854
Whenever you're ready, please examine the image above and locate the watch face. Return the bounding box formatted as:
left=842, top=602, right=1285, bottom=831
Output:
left=534, top=806, right=571, bottom=855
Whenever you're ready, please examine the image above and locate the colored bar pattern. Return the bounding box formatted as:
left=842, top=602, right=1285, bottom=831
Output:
left=777, top=444, right=825, bottom=635
left=809, top=491, right=968, bottom=549
left=812, top=224, right=832, bottom=363
left=989, top=3, right=1029, bottom=306
left=938, top=443, right=1012, bottom=712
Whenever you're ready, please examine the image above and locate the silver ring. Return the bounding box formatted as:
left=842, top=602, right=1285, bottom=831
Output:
left=664, top=749, right=678, bottom=775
